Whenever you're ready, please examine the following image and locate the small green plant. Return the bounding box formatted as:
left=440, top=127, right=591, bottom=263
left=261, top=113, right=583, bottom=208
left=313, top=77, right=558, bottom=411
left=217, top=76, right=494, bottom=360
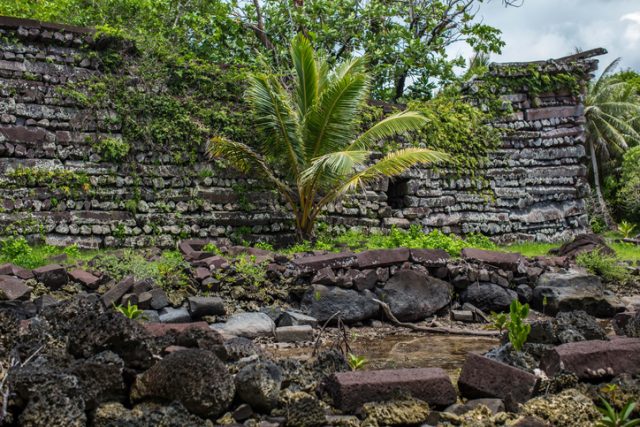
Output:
left=619, top=221, right=637, bottom=239
left=596, top=398, right=640, bottom=427
left=202, top=242, right=223, bottom=255
left=0, top=236, right=32, bottom=260
left=96, top=137, right=130, bottom=161
left=507, top=300, right=531, bottom=352
left=487, top=311, right=508, bottom=334
left=576, top=250, right=631, bottom=283
left=254, top=241, right=274, bottom=251
left=313, top=290, right=322, bottom=302
left=114, top=301, right=145, bottom=320
left=347, top=353, right=368, bottom=371
left=234, top=255, right=268, bottom=287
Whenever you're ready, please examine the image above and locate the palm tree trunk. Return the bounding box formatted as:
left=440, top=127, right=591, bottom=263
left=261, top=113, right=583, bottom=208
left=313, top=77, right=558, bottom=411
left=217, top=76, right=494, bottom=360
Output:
left=588, top=140, right=614, bottom=229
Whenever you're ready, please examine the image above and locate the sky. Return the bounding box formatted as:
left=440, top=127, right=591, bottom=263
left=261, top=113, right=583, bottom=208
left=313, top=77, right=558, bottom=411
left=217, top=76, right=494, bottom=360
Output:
left=448, top=0, right=640, bottom=74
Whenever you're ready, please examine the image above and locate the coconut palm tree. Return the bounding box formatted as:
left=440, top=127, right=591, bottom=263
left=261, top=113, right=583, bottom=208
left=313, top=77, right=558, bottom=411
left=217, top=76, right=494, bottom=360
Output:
left=206, top=35, right=448, bottom=240
left=585, top=58, right=640, bottom=227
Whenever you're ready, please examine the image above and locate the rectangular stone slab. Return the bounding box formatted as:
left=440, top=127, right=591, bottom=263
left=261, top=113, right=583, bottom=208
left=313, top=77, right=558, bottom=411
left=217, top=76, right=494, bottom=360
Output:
left=458, top=353, right=538, bottom=404
left=326, top=367, right=456, bottom=411
left=355, top=248, right=410, bottom=269
left=540, top=338, right=640, bottom=379
left=292, top=252, right=357, bottom=273
left=461, top=248, right=523, bottom=272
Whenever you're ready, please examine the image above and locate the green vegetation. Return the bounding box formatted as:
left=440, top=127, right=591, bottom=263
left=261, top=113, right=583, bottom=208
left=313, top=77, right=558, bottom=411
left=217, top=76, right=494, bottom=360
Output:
left=113, top=301, right=145, bottom=319
left=507, top=300, right=531, bottom=352
left=619, top=221, right=637, bottom=239
left=0, top=236, right=90, bottom=269
left=576, top=250, right=631, bottom=284
left=282, top=225, right=496, bottom=257
left=207, top=35, right=448, bottom=240
left=500, top=240, right=640, bottom=262
left=96, top=137, right=130, bottom=161
left=487, top=311, right=508, bottom=334
left=347, top=353, right=368, bottom=371
left=615, top=147, right=640, bottom=224
left=3, top=167, right=91, bottom=196
left=234, top=255, right=268, bottom=287
left=596, top=398, right=640, bottom=427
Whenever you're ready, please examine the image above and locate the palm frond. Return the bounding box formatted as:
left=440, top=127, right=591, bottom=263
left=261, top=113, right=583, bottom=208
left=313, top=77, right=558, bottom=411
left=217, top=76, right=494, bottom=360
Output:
left=299, top=150, right=371, bottom=187
left=593, top=57, right=621, bottom=94
left=348, top=111, right=429, bottom=150
left=247, top=74, right=304, bottom=175
left=291, top=34, right=318, bottom=118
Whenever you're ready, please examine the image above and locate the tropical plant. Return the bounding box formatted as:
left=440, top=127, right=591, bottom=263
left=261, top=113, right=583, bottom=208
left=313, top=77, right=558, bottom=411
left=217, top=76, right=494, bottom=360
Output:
left=206, top=35, right=448, bottom=240
left=114, top=301, right=145, bottom=320
left=585, top=58, right=640, bottom=228
left=619, top=221, right=637, bottom=239
left=507, top=299, right=531, bottom=352
left=347, top=353, right=368, bottom=371
left=487, top=311, right=508, bottom=334
left=596, top=398, right=640, bottom=427
left=576, top=250, right=630, bottom=283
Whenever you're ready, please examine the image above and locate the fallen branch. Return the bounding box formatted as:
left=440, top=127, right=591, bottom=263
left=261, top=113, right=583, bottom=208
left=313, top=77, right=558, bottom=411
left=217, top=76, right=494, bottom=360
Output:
left=373, top=299, right=500, bottom=337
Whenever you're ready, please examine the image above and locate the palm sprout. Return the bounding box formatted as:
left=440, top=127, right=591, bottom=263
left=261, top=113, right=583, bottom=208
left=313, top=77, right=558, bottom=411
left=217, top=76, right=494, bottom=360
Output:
left=207, top=35, right=448, bottom=239
left=585, top=58, right=640, bottom=227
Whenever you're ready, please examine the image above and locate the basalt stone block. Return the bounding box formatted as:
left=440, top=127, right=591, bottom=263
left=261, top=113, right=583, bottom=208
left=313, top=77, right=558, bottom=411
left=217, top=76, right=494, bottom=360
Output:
left=33, top=264, right=68, bottom=290
left=380, top=270, right=452, bottom=322
left=277, top=311, right=318, bottom=328
left=458, top=353, right=538, bottom=404
left=68, top=269, right=99, bottom=289
left=149, top=287, right=169, bottom=310
left=187, top=296, right=225, bottom=318
left=301, top=285, right=379, bottom=324
left=540, top=338, right=640, bottom=379
left=275, top=325, right=313, bottom=342
left=410, top=248, right=451, bottom=266
left=191, top=256, right=228, bottom=270
left=292, top=252, right=357, bottom=273
left=311, top=266, right=337, bottom=285
left=159, top=306, right=192, bottom=323
left=326, top=368, right=456, bottom=412
left=461, top=283, right=518, bottom=313
left=0, top=275, right=31, bottom=300
left=461, top=248, right=523, bottom=272
left=143, top=321, right=210, bottom=337
left=355, top=248, right=410, bottom=269
left=101, top=276, right=134, bottom=307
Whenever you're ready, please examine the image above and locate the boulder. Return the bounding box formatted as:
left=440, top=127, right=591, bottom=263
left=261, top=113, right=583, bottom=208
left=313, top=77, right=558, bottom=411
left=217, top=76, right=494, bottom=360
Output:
left=461, top=248, right=523, bottom=272
left=131, top=349, right=234, bottom=418
left=533, top=270, right=625, bottom=317
left=460, top=283, right=517, bottom=313
left=68, top=269, right=100, bottom=289
left=522, top=388, right=599, bottom=427
left=458, top=353, right=538, bottom=404
left=0, top=275, right=31, bottom=300
left=235, top=361, right=282, bottom=411
left=540, top=337, right=640, bottom=379
left=158, top=306, right=191, bottom=323
left=277, top=310, right=318, bottom=328
left=379, top=270, right=452, bottom=321
left=33, top=264, right=68, bottom=290
left=529, top=310, right=607, bottom=344
left=212, top=312, right=275, bottom=338
left=301, top=284, right=379, bottom=324
left=149, top=287, right=169, bottom=310
left=326, top=368, right=456, bottom=412
left=356, top=248, right=410, bottom=269
left=549, top=233, right=614, bottom=259
left=101, top=276, right=134, bottom=307
left=352, top=269, right=378, bottom=291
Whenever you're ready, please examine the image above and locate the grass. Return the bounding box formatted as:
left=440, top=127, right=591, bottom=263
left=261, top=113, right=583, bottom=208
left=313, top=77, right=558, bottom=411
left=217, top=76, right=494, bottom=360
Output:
left=499, top=236, right=640, bottom=262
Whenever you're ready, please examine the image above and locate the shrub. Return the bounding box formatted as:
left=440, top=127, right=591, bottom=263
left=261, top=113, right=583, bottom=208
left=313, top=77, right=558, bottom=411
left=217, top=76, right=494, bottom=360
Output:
left=618, top=146, right=640, bottom=224
left=507, top=300, right=531, bottom=352
left=618, top=220, right=637, bottom=239
left=576, top=250, right=631, bottom=283
left=234, top=255, right=267, bottom=287
left=96, top=137, right=130, bottom=161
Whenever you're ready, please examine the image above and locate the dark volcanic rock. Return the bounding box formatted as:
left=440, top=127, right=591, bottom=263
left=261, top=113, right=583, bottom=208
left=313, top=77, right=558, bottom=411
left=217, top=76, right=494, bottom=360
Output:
left=301, top=284, right=379, bottom=323
left=93, top=402, right=208, bottom=427
left=461, top=282, right=517, bottom=313
left=131, top=349, right=234, bottom=418
left=379, top=270, right=452, bottom=321
left=461, top=248, right=523, bottom=272
left=549, top=233, right=615, bottom=259
left=32, top=264, right=68, bottom=290
left=0, top=275, right=31, bottom=300
left=528, top=310, right=607, bottom=345
left=68, top=351, right=126, bottom=410
left=356, top=248, right=410, bottom=269
left=235, top=360, right=283, bottom=411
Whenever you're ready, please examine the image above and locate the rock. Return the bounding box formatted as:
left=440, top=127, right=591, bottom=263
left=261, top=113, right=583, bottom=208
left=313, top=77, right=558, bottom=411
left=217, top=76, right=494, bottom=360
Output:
left=516, top=284, right=533, bottom=303
left=361, top=398, right=430, bottom=426
left=277, top=311, right=318, bottom=328
left=533, top=270, right=625, bottom=317
left=68, top=351, right=126, bottom=410
left=522, top=388, right=599, bottom=427
left=540, top=337, right=640, bottom=379
left=352, top=269, right=378, bottom=291
left=212, top=312, right=275, bottom=338
left=445, top=398, right=505, bottom=416
left=451, top=310, right=475, bottom=322
left=461, top=248, right=523, bottom=272
left=461, top=283, right=517, bottom=313
left=137, top=291, right=153, bottom=309
left=232, top=403, right=253, bottom=422
left=0, top=275, right=31, bottom=300
left=219, top=337, right=263, bottom=362
left=187, top=296, right=225, bottom=318
left=549, top=233, right=615, bottom=259
left=101, top=276, right=134, bottom=307
left=311, top=267, right=337, bottom=285
left=158, top=306, right=191, bottom=323
left=529, top=310, right=607, bottom=344
left=325, top=367, right=456, bottom=412
left=235, top=360, right=282, bottom=411
left=356, top=248, right=410, bottom=269
left=275, top=325, right=314, bottom=342
left=32, top=264, right=68, bottom=290
left=410, top=248, right=450, bottom=266
left=68, top=269, right=100, bottom=289
left=458, top=353, right=538, bottom=404
left=281, top=390, right=326, bottom=427
left=379, top=270, right=452, bottom=321
left=34, top=294, right=58, bottom=312
left=149, top=287, right=169, bottom=310
left=143, top=321, right=210, bottom=337
left=293, top=252, right=357, bottom=273
left=93, top=402, right=208, bottom=427
left=301, top=285, right=379, bottom=324
left=131, top=349, right=234, bottom=418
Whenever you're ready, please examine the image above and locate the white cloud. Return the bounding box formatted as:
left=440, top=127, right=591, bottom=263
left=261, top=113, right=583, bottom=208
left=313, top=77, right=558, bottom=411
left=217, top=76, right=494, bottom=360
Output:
left=621, top=11, right=640, bottom=45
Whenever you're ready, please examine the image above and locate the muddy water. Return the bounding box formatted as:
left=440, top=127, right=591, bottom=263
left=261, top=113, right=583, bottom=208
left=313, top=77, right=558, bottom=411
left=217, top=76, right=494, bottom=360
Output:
left=266, top=332, right=498, bottom=374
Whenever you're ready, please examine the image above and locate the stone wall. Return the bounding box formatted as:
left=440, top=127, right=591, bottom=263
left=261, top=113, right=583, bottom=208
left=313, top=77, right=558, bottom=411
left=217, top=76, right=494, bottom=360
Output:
left=0, top=16, right=598, bottom=248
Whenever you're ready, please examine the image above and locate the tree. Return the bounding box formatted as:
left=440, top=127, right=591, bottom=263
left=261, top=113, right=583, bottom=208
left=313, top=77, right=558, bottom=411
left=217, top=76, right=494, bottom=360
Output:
left=585, top=58, right=640, bottom=227
left=206, top=35, right=448, bottom=239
